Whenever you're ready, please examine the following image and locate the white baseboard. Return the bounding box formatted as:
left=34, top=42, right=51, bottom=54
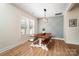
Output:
left=65, top=41, right=79, bottom=45
left=52, top=37, right=64, bottom=40
left=0, top=40, right=27, bottom=53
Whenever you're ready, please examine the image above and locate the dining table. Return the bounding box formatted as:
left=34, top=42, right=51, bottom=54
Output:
left=30, top=33, right=51, bottom=49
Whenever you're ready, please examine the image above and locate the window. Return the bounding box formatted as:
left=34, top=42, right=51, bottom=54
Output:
left=20, top=17, right=35, bottom=36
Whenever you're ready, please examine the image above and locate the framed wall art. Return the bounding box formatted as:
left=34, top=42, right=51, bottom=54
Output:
left=69, top=19, right=77, bottom=27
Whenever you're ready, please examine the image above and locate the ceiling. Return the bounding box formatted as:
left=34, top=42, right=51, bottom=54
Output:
left=13, top=3, right=69, bottom=18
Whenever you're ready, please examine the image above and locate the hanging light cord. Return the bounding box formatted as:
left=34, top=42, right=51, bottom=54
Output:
left=44, top=9, right=48, bottom=23
left=44, top=9, right=46, bottom=18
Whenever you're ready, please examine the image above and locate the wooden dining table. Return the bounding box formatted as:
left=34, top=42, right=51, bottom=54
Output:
left=30, top=33, right=51, bottom=49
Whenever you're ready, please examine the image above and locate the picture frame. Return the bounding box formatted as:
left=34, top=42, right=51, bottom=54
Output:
left=69, top=19, right=77, bottom=27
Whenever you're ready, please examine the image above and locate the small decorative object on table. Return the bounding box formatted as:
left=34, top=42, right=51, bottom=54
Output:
left=42, top=28, right=46, bottom=34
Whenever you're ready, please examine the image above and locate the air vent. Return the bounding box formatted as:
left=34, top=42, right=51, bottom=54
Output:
left=55, top=13, right=62, bottom=15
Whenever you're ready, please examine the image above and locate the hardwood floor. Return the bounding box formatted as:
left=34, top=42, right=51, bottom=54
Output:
left=0, top=39, right=79, bottom=56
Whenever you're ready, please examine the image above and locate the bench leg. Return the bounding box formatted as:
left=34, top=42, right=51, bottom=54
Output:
left=42, top=45, right=48, bottom=51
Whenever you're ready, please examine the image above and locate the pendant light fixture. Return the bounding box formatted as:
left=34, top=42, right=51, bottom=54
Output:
left=43, top=9, right=48, bottom=23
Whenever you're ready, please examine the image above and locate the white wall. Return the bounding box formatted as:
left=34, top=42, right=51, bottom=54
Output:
left=0, top=4, right=37, bottom=52
left=34, top=19, right=39, bottom=34
left=64, top=7, right=79, bottom=45
left=38, top=16, right=64, bottom=38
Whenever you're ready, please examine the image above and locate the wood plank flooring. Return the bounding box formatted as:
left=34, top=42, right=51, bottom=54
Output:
left=0, top=39, right=79, bottom=56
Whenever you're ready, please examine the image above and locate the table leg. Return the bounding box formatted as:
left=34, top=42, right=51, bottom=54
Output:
left=39, top=39, right=42, bottom=47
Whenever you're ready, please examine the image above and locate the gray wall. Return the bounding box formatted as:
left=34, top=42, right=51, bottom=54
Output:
left=38, top=16, right=64, bottom=38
